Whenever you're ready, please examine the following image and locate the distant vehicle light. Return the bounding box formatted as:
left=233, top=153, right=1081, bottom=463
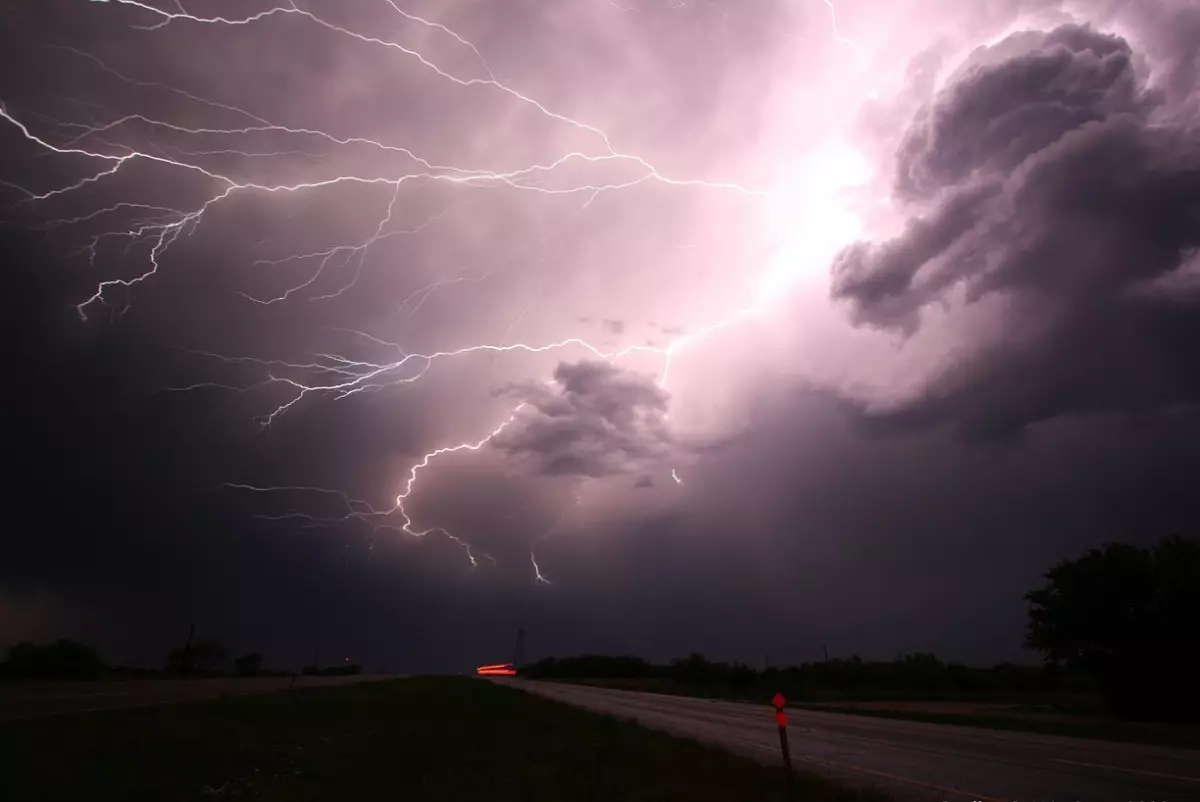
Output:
left=476, top=662, right=517, bottom=676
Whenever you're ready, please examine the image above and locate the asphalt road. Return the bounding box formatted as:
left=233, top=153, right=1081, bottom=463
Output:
left=508, top=680, right=1200, bottom=802
left=0, top=675, right=395, bottom=721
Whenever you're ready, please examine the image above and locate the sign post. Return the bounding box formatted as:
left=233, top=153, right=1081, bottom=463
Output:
left=772, top=692, right=793, bottom=795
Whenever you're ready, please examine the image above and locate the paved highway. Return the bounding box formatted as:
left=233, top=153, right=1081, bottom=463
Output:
left=0, top=675, right=395, bottom=721
left=509, top=679, right=1200, bottom=802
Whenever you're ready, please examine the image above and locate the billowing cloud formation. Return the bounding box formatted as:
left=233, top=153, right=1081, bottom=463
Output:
left=833, top=21, right=1200, bottom=438
left=490, top=361, right=673, bottom=478
left=895, top=25, right=1146, bottom=200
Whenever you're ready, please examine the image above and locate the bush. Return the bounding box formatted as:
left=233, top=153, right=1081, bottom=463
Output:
left=1, top=639, right=107, bottom=679
left=1026, top=537, right=1200, bottom=721
left=234, top=652, right=264, bottom=676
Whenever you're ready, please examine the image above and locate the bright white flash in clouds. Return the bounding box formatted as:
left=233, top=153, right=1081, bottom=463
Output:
left=755, top=142, right=873, bottom=305
left=3, top=0, right=1143, bottom=583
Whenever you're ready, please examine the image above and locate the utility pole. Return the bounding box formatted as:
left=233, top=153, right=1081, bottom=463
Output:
left=822, top=643, right=829, bottom=663
left=512, top=627, right=526, bottom=673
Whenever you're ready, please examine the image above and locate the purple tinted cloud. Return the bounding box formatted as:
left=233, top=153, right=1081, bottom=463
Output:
left=492, top=360, right=673, bottom=478
left=832, top=20, right=1200, bottom=437
left=2, top=0, right=1198, bottom=670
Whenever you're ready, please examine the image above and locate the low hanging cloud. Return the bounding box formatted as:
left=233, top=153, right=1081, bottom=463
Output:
left=490, top=360, right=674, bottom=478
left=832, top=18, right=1200, bottom=439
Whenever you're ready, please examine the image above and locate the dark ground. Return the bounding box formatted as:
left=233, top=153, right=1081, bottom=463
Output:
left=0, top=677, right=886, bottom=802
left=0, top=675, right=391, bottom=721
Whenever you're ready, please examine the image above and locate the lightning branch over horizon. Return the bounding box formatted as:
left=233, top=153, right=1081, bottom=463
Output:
left=4, top=0, right=864, bottom=584
left=530, top=552, right=552, bottom=585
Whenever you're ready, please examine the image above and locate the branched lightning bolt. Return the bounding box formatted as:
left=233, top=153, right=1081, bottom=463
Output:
left=7, top=0, right=861, bottom=577
left=821, top=0, right=867, bottom=67
left=530, top=552, right=552, bottom=585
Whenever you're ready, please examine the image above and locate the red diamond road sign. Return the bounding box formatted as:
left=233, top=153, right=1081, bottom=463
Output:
left=771, top=691, right=793, bottom=789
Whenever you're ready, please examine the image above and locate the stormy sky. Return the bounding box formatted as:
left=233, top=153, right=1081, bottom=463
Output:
left=2, top=0, right=1198, bottom=672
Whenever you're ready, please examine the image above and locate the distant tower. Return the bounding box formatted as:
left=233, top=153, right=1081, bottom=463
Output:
left=512, top=627, right=526, bottom=672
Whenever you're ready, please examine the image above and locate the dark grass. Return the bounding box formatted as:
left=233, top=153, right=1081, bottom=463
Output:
left=552, top=678, right=1200, bottom=750
left=0, top=677, right=888, bottom=802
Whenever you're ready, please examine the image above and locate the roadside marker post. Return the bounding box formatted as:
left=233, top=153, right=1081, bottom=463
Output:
left=772, top=692, right=793, bottom=795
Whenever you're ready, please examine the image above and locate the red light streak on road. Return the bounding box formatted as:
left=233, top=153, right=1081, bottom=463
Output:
left=476, top=662, right=517, bottom=676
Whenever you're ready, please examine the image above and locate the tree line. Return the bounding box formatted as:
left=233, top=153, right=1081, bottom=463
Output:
left=0, top=639, right=360, bottom=679
left=524, top=652, right=1096, bottom=697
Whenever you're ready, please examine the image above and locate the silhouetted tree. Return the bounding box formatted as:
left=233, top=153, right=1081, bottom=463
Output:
left=233, top=652, right=264, bottom=676
left=729, top=661, right=757, bottom=690
left=192, top=640, right=227, bottom=673
left=1, top=639, right=106, bottom=679
left=1026, top=537, right=1200, bottom=721
left=166, top=647, right=190, bottom=674
left=525, top=655, right=654, bottom=679
left=671, top=653, right=715, bottom=681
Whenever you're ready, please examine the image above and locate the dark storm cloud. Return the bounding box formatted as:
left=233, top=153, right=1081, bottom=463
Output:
left=2, top=0, right=803, bottom=672
left=832, top=22, right=1200, bottom=438
left=5, top=0, right=1199, bottom=679
left=1101, top=1, right=1200, bottom=120
left=490, top=360, right=673, bottom=478
left=585, top=383, right=1200, bottom=666
left=894, top=24, right=1146, bottom=200
left=829, top=181, right=1001, bottom=332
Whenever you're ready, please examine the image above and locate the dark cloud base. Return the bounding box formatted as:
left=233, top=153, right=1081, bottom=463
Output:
left=834, top=20, right=1200, bottom=440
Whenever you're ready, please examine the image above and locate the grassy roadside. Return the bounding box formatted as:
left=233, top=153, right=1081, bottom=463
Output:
left=551, top=678, right=1200, bottom=750
left=0, top=677, right=888, bottom=802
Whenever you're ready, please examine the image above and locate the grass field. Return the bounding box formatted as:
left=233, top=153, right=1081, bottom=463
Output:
left=0, top=677, right=887, bottom=802
left=552, top=678, right=1200, bottom=749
